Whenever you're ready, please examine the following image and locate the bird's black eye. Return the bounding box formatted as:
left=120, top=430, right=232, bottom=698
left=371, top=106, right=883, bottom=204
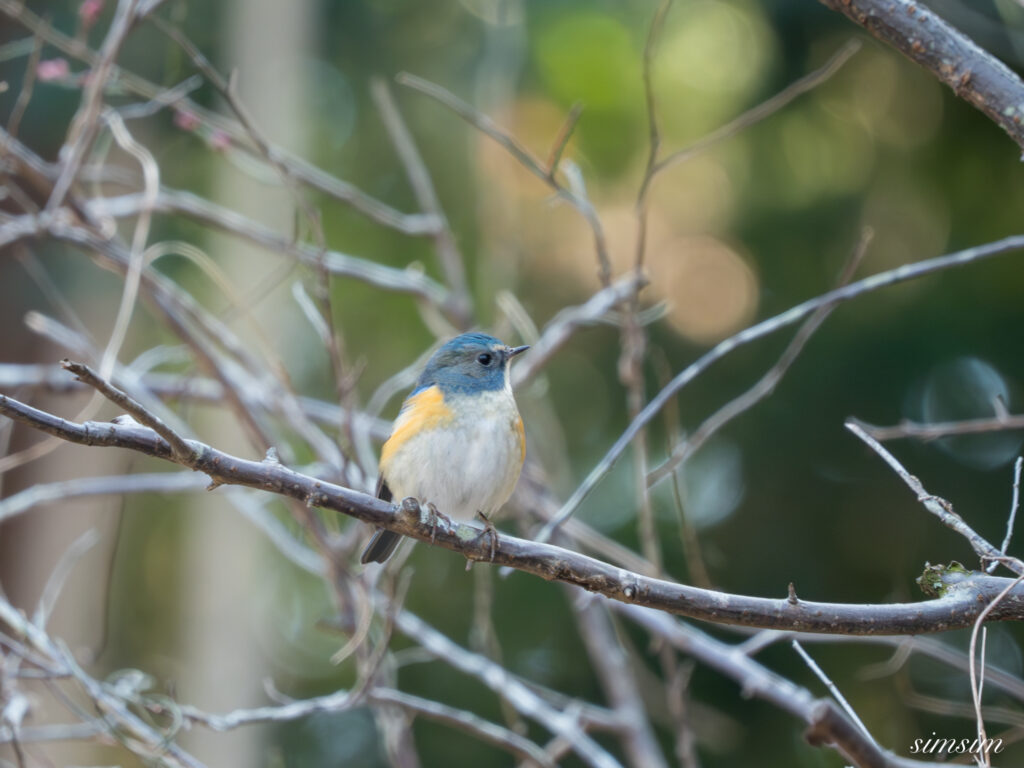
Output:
left=477, top=352, right=493, bottom=366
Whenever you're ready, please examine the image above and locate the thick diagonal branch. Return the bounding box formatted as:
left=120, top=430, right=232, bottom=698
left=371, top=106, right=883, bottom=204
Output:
left=818, top=0, right=1024, bottom=154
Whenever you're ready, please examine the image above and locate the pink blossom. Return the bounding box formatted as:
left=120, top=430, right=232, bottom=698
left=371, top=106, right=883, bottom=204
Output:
left=173, top=109, right=201, bottom=132
left=208, top=129, right=231, bottom=151
left=78, top=0, right=104, bottom=29
left=36, top=59, right=70, bottom=82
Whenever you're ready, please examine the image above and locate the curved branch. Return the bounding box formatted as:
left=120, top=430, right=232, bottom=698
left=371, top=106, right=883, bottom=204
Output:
left=176, top=687, right=557, bottom=768
left=82, top=189, right=452, bottom=307
left=3, top=391, right=1024, bottom=636
left=856, top=413, right=1024, bottom=441
left=818, top=0, right=1024, bottom=154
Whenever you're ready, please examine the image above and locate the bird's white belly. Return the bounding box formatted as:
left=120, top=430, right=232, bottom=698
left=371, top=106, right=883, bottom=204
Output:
left=383, top=392, right=522, bottom=520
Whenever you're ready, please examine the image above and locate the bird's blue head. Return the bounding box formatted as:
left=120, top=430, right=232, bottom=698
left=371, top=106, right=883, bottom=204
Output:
left=416, top=333, right=529, bottom=395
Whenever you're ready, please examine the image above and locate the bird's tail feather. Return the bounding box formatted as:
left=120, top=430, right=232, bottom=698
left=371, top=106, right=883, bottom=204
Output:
left=360, top=529, right=402, bottom=564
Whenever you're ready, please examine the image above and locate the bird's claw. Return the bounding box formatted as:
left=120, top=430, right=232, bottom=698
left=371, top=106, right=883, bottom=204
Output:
left=473, top=511, right=499, bottom=562
left=426, top=502, right=451, bottom=544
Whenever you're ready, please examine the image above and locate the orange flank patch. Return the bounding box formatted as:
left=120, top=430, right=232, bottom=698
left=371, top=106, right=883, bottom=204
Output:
left=515, top=414, right=526, bottom=464
left=380, top=386, right=454, bottom=469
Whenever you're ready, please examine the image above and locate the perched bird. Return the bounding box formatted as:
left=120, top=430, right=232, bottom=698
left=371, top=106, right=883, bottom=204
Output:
left=360, top=332, right=529, bottom=564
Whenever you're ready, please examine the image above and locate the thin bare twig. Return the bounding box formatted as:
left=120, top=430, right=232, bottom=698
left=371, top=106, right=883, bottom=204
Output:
left=116, top=74, right=203, bottom=120
left=508, top=474, right=659, bottom=579
left=99, top=109, right=159, bottom=380
left=968, top=570, right=1024, bottom=766
left=658, top=651, right=699, bottom=768
left=998, top=457, right=1024, bottom=567
left=792, top=640, right=877, bottom=746
left=544, top=101, right=583, bottom=179
left=858, top=414, right=1024, bottom=442
left=0, top=722, right=103, bottom=744
left=897, top=677, right=1024, bottom=727
left=845, top=418, right=1024, bottom=576
left=0, top=471, right=210, bottom=523
left=157, top=685, right=553, bottom=754
left=653, top=349, right=713, bottom=589
left=6, top=22, right=43, bottom=139
left=60, top=360, right=196, bottom=462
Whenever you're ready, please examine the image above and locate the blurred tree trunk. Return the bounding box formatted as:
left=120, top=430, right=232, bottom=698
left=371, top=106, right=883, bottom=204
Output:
left=177, top=0, right=314, bottom=765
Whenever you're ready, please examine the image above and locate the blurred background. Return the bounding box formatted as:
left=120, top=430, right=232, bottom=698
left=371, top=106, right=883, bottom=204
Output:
left=2, top=0, right=1024, bottom=765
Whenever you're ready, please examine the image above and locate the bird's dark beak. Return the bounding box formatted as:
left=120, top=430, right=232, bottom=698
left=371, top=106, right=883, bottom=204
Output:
left=507, top=345, right=530, bottom=359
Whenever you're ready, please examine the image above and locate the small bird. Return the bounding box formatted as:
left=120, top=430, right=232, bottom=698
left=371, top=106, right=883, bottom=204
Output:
left=360, top=332, right=529, bottom=564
